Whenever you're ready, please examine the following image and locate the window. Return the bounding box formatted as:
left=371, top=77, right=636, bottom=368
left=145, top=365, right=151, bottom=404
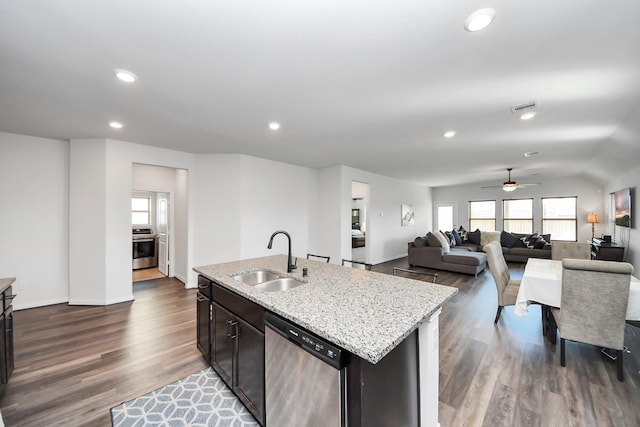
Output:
left=542, top=197, right=577, bottom=241
left=503, top=198, right=533, bottom=233
left=132, top=197, right=150, bottom=225
left=469, top=200, right=495, bottom=231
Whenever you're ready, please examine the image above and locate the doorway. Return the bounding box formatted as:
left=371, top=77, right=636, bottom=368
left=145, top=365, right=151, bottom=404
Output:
left=351, top=181, right=370, bottom=263
left=131, top=190, right=170, bottom=283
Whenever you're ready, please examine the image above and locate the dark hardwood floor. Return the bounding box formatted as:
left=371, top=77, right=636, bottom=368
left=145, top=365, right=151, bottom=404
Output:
left=1, top=260, right=639, bottom=426
left=0, top=278, right=207, bottom=426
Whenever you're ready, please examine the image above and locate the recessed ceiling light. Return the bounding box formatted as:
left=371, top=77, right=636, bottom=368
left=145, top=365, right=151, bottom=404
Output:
left=524, top=151, right=539, bottom=157
left=109, top=121, right=124, bottom=129
left=464, top=8, right=496, bottom=32
left=444, top=130, right=456, bottom=138
left=269, top=122, right=281, bottom=130
left=114, top=69, right=137, bottom=83
left=519, top=111, right=537, bottom=120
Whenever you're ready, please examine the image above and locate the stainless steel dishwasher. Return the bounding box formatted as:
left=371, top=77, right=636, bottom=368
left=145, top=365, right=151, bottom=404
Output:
left=264, top=312, right=348, bottom=427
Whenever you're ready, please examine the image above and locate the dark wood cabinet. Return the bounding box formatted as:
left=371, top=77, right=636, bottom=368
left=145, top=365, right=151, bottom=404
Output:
left=591, top=240, right=625, bottom=261
left=196, top=293, right=212, bottom=360
left=211, top=301, right=234, bottom=385
left=196, top=276, right=212, bottom=361
left=0, top=283, right=15, bottom=394
left=199, top=276, right=265, bottom=426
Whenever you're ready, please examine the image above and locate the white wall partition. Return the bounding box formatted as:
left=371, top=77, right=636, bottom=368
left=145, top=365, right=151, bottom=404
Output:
left=316, top=165, right=432, bottom=265
left=69, top=138, right=194, bottom=305
left=0, top=133, right=70, bottom=310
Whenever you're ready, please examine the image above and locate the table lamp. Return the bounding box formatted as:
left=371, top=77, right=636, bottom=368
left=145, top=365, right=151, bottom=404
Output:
left=587, top=213, right=600, bottom=241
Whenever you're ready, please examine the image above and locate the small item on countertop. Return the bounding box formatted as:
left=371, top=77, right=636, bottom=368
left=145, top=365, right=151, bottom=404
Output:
left=303, top=268, right=308, bottom=277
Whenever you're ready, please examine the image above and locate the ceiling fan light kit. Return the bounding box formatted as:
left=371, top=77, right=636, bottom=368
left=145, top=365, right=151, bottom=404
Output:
left=502, top=182, right=518, bottom=192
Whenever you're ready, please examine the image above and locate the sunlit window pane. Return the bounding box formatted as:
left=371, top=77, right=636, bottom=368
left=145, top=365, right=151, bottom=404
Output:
left=503, top=199, right=533, bottom=233
left=542, top=197, right=577, bottom=241
left=469, top=201, right=496, bottom=231
left=132, top=197, right=151, bottom=225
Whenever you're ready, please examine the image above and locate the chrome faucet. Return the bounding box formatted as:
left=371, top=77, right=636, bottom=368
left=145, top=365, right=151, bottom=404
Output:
left=267, top=230, right=297, bottom=273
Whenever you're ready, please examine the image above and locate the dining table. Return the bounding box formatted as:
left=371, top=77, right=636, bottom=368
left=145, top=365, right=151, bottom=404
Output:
left=515, top=258, right=640, bottom=341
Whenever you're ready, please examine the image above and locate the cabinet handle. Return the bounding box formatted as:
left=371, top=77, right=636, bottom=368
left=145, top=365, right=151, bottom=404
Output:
left=227, top=319, right=238, bottom=339
left=197, top=294, right=208, bottom=302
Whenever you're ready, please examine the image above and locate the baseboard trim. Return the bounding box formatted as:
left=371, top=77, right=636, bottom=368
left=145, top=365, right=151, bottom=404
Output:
left=14, top=297, right=69, bottom=311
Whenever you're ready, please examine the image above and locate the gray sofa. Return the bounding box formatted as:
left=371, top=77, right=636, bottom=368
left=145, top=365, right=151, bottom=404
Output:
left=456, top=230, right=552, bottom=263
left=407, top=232, right=487, bottom=277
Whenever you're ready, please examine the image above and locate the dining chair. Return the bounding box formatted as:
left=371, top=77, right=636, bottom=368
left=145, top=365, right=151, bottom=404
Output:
left=483, top=241, right=521, bottom=323
left=393, top=267, right=438, bottom=283
left=341, top=259, right=372, bottom=270
left=551, top=242, right=591, bottom=260
left=306, top=253, right=330, bottom=263
left=550, top=258, right=634, bottom=382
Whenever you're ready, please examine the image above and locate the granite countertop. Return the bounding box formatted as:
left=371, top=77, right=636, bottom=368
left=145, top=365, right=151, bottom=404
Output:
left=194, top=255, right=457, bottom=364
left=0, top=278, right=16, bottom=295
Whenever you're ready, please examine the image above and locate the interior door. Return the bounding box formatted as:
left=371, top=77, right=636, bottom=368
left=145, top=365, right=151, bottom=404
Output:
left=157, top=192, right=169, bottom=275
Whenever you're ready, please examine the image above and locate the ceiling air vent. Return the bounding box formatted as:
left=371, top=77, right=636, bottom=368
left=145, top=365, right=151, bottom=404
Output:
left=511, top=101, right=536, bottom=115
left=511, top=101, right=537, bottom=120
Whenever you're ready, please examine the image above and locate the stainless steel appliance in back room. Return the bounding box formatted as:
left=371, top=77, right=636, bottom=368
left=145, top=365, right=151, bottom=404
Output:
left=132, top=228, right=158, bottom=270
left=264, top=312, right=348, bottom=427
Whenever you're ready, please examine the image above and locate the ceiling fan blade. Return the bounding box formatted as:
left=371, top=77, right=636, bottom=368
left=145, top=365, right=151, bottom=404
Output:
left=516, top=183, right=542, bottom=188
left=481, top=185, right=502, bottom=189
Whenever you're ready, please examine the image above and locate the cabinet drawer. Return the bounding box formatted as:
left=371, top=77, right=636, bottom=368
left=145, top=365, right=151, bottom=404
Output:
left=197, top=276, right=212, bottom=299
left=212, top=282, right=264, bottom=332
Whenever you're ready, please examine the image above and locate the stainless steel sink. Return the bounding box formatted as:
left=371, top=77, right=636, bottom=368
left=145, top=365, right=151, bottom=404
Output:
left=232, top=270, right=281, bottom=286
left=254, top=277, right=305, bottom=293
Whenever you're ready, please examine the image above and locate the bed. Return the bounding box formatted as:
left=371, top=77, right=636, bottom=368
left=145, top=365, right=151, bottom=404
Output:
left=352, top=229, right=365, bottom=248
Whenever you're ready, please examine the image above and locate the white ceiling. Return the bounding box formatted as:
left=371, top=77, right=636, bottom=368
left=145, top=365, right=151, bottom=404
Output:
left=1, top=1, right=639, bottom=188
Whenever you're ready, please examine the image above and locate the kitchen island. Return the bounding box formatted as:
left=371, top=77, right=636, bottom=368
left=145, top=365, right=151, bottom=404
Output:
left=194, top=255, right=457, bottom=427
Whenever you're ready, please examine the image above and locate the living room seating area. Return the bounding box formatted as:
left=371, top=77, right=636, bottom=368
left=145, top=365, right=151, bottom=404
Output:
left=407, top=228, right=553, bottom=276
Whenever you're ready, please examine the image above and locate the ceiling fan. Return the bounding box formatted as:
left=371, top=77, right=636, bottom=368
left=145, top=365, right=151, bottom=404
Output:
left=481, top=168, right=541, bottom=192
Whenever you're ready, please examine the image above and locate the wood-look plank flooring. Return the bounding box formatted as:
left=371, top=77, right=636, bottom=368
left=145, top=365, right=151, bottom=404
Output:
left=1, top=259, right=639, bottom=426
left=381, top=260, right=640, bottom=427
left=0, top=278, right=207, bottom=426
left=132, top=267, right=166, bottom=282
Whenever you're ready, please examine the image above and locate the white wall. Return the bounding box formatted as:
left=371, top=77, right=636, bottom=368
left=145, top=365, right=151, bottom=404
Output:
left=318, top=166, right=432, bottom=265
left=433, top=175, right=604, bottom=243
left=239, top=155, right=317, bottom=261
left=0, top=133, right=70, bottom=310
left=605, top=164, right=639, bottom=270
left=191, top=154, right=318, bottom=284
left=69, top=138, right=195, bottom=304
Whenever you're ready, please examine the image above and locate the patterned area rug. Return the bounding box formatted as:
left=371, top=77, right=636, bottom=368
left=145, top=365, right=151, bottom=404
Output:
left=110, top=367, right=259, bottom=427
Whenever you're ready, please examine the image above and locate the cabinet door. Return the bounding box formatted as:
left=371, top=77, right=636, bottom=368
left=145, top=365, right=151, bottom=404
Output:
left=196, top=293, right=211, bottom=360
left=235, top=318, right=265, bottom=425
left=211, top=302, right=235, bottom=386
left=4, top=306, right=13, bottom=380
left=0, top=313, right=6, bottom=387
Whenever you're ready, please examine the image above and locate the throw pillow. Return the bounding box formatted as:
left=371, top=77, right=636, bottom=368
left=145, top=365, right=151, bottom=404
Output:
left=414, top=236, right=427, bottom=247
left=457, top=226, right=468, bottom=242
left=534, top=235, right=548, bottom=249
left=467, top=229, right=481, bottom=245
left=426, top=232, right=442, bottom=247
left=500, top=231, right=518, bottom=248
left=444, top=231, right=456, bottom=247
left=435, top=231, right=451, bottom=253
left=520, top=233, right=540, bottom=249
left=452, top=229, right=463, bottom=246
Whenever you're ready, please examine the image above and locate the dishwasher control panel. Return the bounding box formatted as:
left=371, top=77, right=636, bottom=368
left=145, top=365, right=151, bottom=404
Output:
left=265, top=312, right=347, bottom=369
